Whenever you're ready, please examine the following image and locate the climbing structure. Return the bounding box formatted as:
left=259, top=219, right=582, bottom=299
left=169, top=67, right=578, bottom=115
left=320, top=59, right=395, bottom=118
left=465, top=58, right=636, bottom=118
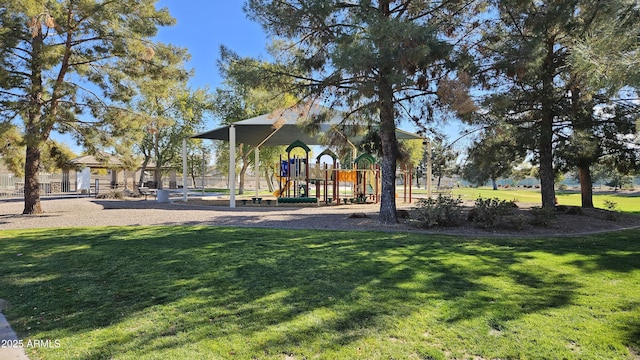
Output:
left=276, top=140, right=311, bottom=199
left=353, top=153, right=380, bottom=203
left=313, top=149, right=339, bottom=204
left=275, top=139, right=388, bottom=204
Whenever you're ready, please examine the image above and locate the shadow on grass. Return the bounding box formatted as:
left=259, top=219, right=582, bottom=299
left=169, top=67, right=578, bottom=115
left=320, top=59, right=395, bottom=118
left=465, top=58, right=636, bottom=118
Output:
left=1, top=227, right=639, bottom=358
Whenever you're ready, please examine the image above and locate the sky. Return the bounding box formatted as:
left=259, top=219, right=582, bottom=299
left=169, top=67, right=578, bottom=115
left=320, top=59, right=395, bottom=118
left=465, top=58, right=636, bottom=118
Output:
left=154, top=1, right=269, bottom=91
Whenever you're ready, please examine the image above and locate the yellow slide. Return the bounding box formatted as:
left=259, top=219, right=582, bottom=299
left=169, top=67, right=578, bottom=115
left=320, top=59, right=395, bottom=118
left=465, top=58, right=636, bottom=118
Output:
left=273, top=176, right=292, bottom=197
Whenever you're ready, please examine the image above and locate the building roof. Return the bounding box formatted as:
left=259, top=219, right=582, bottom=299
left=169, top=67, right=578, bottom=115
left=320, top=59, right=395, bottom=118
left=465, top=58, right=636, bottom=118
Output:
left=69, top=155, right=124, bottom=169
left=69, top=155, right=162, bottom=170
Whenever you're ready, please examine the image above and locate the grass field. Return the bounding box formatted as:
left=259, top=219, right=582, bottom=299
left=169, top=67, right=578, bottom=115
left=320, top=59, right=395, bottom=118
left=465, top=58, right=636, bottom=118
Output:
left=1, top=226, right=639, bottom=359
left=215, top=186, right=640, bottom=214
left=426, top=187, right=640, bottom=214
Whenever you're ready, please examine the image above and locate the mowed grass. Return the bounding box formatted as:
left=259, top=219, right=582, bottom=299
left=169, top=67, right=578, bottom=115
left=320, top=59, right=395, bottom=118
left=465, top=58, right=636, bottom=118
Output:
left=443, top=187, right=640, bottom=214
left=1, top=226, right=639, bottom=359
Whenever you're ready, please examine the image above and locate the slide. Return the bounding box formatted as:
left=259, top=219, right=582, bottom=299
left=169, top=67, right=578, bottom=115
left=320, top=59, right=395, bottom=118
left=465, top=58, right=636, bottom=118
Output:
left=273, top=177, right=292, bottom=197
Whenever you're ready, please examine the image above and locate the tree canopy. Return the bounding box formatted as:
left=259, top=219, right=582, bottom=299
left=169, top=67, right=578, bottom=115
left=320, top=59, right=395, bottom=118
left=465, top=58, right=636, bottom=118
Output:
left=474, top=0, right=639, bottom=208
left=133, top=83, right=213, bottom=189
left=465, top=125, right=525, bottom=188
left=0, top=0, right=187, bottom=213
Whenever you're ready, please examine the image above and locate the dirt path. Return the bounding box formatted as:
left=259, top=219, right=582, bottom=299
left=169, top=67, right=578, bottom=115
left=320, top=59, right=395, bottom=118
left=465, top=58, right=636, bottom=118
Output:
left=2, top=196, right=639, bottom=237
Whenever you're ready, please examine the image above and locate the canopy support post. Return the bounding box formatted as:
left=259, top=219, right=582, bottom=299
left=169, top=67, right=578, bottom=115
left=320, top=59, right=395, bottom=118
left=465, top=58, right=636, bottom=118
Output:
left=182, top=138, right=188, bottom=202
left=255, top=147, right=260, bottom=198
left=229, top=125, right=236, bottom=208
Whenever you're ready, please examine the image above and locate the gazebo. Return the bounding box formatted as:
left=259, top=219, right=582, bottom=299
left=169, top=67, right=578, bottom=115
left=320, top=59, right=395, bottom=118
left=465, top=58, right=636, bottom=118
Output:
left=191, top=103, right=429, bottom=207
left=68, top=154, right=129, bottom=193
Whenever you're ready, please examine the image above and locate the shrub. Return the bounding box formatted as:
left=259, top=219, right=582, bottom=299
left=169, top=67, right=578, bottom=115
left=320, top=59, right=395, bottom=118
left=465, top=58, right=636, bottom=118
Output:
left=556, top=205, right=583, bottom=215
left=603, top=199, right=618, bottom=211
left=505, top=214, right=528, bottom=230
left=603, top=200, right=619, bottom=221
left=96, top=190, right=125, bottom=199
left=409, top=195, right=464, bottom=228
left=468, top=197, right=518, bottom=229
left=529, top=207, right=556, bottom=227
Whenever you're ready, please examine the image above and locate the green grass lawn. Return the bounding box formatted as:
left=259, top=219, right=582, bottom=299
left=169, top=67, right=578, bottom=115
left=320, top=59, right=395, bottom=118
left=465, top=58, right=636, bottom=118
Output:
left=1, top=226, right=639, bottom=359
left=440, top=187, right=640, bottom=214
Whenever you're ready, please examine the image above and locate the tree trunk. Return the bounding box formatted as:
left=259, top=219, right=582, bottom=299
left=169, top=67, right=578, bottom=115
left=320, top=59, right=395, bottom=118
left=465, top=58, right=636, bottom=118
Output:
left=138, top=156, right=150, bottom=188
left=491, top=178, right=498, bottom=190
left=265, top=168, right=274, bottom=192
left=189, top=152, right=197, bottom=187
left=236, top=145, right=251, bottom=195
left=539, top=39, right=557, bottom=209
left=378, top=70, right=398, bottom=218
left=154, top=164, right=163, bottom=189
left=377, top=0, right=398, bottom=224
left=23, top=145, right=43, bottom=214
left=239, top=161, right=249, bottom=195
left=570, top=85, right=596, bottom=209
left=379, top=140, right=398, bottom=224
left=153, top=135, right=163, bottom=190
left=538, top=116, right=556, bottom=208
left=23, top=28, right=45, bottom=215
left=578, top=165, right=594, bottom=208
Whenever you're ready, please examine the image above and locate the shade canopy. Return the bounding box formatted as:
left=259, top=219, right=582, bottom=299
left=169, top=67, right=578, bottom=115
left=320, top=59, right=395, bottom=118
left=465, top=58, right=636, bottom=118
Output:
left=189, top=103, right=428, bottom=208
left=192, top=103, right=423, bottom=147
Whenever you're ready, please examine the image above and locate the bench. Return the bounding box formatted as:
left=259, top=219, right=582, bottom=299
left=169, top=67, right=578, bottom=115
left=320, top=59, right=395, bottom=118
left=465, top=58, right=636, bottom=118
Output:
left=241, top=198, right=273, bottom=205
left=138, top=187, right=156, bottom=200
left=277, top=197, right=319, bottom=206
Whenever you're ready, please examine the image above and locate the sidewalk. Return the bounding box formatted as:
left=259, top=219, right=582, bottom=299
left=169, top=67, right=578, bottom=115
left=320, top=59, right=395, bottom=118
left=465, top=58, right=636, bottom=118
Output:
left=0, top=308, right=29, bottom=360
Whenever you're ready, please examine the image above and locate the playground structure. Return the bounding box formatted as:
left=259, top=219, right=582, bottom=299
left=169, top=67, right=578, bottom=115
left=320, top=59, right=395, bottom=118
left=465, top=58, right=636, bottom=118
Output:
left=275, top=140, right=312, bottom=201
left=275, top=140, right=384, bottom=204
left=192, top=103, right=427, bottom=207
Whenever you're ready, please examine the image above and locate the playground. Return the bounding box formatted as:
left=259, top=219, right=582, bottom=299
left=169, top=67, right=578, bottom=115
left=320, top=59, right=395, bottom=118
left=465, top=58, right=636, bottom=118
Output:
left=267, top=140, right=382, bottom=205
left=192, top=103, right=425, bottom=208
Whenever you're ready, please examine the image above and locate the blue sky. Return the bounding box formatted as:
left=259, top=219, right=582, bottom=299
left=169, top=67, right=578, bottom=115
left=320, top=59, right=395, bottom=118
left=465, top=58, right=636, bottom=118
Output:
left=155, top=1, right=269, bottom=90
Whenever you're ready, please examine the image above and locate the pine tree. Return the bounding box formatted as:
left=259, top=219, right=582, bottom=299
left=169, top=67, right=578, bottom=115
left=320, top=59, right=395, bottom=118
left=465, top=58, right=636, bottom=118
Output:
left=243, top=0, right=482, bottom=223
left=462, top=126, right=525, bottom=189
left=0, top=1, right=183, bottom=214
left=479, top=0, right=639, bottom=208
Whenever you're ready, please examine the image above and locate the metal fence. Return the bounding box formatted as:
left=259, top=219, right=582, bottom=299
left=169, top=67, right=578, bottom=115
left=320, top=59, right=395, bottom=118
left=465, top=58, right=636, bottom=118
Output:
left=0, top=171, right=233, bottom=199
left=0, top=172, right=114, bottom=198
